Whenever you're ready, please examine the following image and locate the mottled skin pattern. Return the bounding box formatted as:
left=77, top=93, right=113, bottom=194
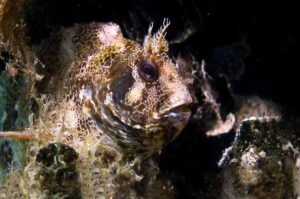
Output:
left=36, top=20, right=192, bottom=157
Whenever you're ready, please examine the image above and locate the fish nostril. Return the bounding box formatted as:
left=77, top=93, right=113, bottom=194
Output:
left=168, top=76, right=174, bottom=82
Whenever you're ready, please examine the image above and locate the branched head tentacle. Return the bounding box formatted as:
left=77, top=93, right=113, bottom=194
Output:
left=143, top=18, right=170, bottom=55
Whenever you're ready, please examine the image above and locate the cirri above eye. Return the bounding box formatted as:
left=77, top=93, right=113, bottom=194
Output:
left=137, top=59, right=158, bottom=82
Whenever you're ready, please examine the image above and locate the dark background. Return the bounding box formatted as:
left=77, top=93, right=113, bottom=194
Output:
left=10, top=0, right=300, bottom=114
left=1, top=0, right=299, bottom=198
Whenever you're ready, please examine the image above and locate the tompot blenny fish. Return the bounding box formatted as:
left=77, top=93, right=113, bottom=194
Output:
left=1, top=20, right=192, bottom=157
left=0, top=16, right=192, bottom=197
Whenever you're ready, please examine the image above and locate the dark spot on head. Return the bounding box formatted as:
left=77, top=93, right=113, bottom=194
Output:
left=168, top=75, right=175, bottom=82
left=138, top=59, right=158, bottom=82
left=111, top=68, right=134, bottom=104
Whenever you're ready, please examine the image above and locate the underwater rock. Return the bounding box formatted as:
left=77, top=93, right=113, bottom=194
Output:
left=0, top=59, right=30, bottom=183
left=219, top=117, right=300, bottom=199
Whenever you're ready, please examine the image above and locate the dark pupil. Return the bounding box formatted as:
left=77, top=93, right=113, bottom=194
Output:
left=138, top=60, right=158, bottom=82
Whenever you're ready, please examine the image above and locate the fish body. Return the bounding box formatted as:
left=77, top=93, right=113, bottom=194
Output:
left=36, top=21, right=192, bottom=156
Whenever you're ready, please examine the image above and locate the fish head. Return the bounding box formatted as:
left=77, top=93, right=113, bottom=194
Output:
left=90, top=20, right=192, bottom=155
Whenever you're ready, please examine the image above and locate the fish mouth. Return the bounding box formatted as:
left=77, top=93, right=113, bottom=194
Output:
left=155, top=104, right=191, bottom=131
left=150, top=104, right=191, bottom=145
left=160, top=105, right=191, bottom=119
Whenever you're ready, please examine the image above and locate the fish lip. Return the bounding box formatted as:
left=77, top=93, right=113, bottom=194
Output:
left=154, top=104, right=192, bottom=121
left=157, top=92, right=193, bottom=118
left=161, top=105, right=191, bottom=118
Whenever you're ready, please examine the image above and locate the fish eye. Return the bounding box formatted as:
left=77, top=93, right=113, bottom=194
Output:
left=137, top=59, right=158, bottom=82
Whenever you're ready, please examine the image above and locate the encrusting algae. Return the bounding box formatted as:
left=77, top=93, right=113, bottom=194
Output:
left=0, top=0, right=191, bottom=198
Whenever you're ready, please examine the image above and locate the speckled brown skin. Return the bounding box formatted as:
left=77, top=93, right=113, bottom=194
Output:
left=35, top=20, right=192, bottom=157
